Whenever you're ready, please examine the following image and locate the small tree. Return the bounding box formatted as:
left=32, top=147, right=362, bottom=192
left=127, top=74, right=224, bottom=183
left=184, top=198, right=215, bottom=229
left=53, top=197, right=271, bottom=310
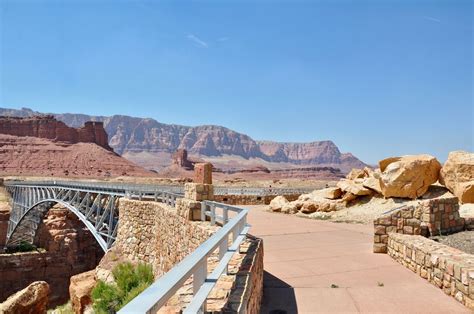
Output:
left=91, top=262, right=153, bottom=313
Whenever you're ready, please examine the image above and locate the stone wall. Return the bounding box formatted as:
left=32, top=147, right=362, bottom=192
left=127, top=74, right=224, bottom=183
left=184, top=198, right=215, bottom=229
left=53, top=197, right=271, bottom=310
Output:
left=159, top=235, right=264, bottom=313
left=388, top=233, right=474, bottom=310
left=213, top=193, right=300, bottom=205
left=225, top=235, right=264, bottom=313
left=0, top=207, right=103, bottom=307
left=113, top=198, right=217, bottom=276
left=373, top=196, right=464, bottom=253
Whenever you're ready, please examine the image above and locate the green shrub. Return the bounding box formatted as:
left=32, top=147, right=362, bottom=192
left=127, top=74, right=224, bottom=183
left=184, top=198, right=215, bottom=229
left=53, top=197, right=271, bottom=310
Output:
left=91, top=262, right=153, bottom=313
left=6, top=241, right=37, bottom=253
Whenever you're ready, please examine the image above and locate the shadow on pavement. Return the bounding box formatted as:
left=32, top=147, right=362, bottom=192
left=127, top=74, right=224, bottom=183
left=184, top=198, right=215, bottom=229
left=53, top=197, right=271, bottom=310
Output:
left=260, top=271, right=298, bottom=314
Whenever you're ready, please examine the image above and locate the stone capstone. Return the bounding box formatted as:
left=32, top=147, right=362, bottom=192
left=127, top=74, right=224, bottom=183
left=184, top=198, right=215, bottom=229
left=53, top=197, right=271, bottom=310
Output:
left=0, top=281, right=49, bottom=314
left=439, top=151, right=474, bottom=204
left=194, top=163, right=213, bottom=184
left=379, top=154, right=441, bottom=199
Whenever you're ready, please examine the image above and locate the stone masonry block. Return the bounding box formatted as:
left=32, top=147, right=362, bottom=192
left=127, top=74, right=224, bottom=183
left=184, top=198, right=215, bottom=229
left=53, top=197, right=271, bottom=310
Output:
left=194, top=163, right=213, bottom=184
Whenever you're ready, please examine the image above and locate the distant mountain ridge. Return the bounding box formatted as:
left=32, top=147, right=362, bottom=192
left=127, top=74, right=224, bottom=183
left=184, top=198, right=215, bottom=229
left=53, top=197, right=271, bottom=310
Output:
left=0, top=107, right=367, bottom=170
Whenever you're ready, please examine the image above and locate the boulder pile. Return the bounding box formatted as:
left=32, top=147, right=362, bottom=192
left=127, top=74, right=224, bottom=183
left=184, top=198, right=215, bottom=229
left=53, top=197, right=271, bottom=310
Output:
left=268, top=151, right=474, bottom=214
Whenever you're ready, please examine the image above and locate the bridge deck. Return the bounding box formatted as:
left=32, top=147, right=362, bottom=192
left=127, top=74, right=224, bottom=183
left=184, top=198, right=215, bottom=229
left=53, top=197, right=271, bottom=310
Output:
left=246, top=205, right=469, bottom=313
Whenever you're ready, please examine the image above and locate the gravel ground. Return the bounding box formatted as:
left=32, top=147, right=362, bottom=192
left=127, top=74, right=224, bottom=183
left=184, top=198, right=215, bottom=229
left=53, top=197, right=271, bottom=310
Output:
left=431, top=231, right=474, bottom=255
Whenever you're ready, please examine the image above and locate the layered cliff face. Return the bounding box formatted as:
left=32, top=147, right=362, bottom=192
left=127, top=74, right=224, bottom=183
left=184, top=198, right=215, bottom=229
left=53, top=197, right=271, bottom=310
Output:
left=0, top=108, right=367, bottom=171
left=0, top=115, right=111, bottom=151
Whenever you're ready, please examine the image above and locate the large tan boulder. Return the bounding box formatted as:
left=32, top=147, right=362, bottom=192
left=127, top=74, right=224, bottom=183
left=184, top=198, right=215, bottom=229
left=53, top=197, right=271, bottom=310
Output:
left=439, top=151, right=474, bottom=203
left=0, top=281, right=49, bottom=314
left=322, top=187, right=343, bottom=200
left=268, top=195, right=289, bottom=212
left=337, top=179, right=372, bottom=196
left=346, top=168, right=366, bottom=180
left=70, top=270, right=96, bottom=314
left=379, top=154, right=441, bottom=199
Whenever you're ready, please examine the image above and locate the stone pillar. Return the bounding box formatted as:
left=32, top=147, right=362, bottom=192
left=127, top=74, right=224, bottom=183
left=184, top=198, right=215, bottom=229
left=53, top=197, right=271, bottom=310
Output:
left=175, top=164, right=214, bottom=221
left=194, top=163, right=213, bottom=184
left=184, top=183, right=214, bottom=202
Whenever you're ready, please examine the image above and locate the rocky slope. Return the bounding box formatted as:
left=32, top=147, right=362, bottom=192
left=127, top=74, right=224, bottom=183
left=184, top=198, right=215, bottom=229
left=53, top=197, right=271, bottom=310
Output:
left=0, top=107, right=366, bottom=171
left=0, top=134, right=154, bottom=178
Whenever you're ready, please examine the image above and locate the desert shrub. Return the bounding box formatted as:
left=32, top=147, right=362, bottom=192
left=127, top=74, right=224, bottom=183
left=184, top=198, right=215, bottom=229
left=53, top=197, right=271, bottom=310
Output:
left=47, top=302, right=74, bottom=314
left=91, top=262, right=153, bottom=313
left=6, top=241, right=37, bottom=253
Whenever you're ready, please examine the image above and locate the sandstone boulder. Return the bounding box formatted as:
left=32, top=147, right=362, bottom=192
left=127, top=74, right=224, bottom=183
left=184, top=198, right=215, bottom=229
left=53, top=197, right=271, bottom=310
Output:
left=70, top=270, right=96, bottom=314
left=337, top=179, right=372, bottom=196
left=346, top=168, right=366, bottom=180
left=439, top=151, right=474, bottom=203
left=362, top=176, right=382, bottom=194
left=268, top=196, right=289, bottom=212
left=322, top=187, right=343, bottom=200
left=379, top=154, right=441, bottom=199
left=281, top=201, right=303, bottom=214
left=0, top=281, right=49, bottom=314
left=300, top=201, right=319, bottom=214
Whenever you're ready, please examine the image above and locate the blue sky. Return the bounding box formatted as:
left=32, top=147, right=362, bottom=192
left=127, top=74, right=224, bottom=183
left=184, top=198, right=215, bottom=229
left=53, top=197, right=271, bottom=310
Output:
left=0, top=0, right=472, bottom=164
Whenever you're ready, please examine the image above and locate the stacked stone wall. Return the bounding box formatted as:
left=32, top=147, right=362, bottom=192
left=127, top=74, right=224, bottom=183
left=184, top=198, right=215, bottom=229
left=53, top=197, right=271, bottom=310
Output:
left=373, top=196, right=463, bottom=253
left=388, top=233, right=474, bottom=310
left=114, top=198, right=217, bottom=276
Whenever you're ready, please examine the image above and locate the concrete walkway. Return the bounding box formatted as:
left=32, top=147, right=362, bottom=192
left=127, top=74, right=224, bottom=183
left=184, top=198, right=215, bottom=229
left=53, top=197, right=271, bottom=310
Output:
left=246, top=206, right=470, bottom=314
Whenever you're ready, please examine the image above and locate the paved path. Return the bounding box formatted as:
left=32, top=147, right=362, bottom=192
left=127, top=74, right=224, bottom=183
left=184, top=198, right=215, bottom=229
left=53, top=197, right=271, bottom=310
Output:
left=246, top=206, right=470, bottom=314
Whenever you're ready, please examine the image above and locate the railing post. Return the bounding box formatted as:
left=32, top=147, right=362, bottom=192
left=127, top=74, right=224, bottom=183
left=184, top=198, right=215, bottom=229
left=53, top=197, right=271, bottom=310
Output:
left=219, top=236, right=228, bottom=275
left=210, top=205, right=216, bottom=225
left=193, top=259, right=207, bottom=312
left=201, top=202, right=206, bottom=221
left=223, top=207, right=228, bottom=224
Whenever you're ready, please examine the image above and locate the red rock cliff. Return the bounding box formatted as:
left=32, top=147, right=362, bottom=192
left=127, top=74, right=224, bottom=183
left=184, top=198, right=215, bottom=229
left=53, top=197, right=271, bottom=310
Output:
left=0, top=116, right=112, bottom=151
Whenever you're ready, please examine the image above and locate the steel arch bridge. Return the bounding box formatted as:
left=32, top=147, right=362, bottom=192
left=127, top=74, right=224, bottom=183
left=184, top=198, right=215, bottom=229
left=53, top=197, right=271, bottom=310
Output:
left=3, top=181, right=182, bottom=252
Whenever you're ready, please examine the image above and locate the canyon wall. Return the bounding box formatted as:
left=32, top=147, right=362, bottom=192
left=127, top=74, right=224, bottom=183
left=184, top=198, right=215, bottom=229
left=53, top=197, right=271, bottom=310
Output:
left=0, top=206, right=104, bottom=307
left=0, top=116, right=111, bottom=151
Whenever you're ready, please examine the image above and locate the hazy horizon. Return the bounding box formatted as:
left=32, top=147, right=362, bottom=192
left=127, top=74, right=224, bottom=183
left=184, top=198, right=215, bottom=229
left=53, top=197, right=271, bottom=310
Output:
left=1, top=0, right=472, bottom=164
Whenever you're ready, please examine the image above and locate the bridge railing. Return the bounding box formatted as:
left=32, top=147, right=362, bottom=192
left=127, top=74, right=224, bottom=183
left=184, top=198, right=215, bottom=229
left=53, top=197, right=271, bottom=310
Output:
left=119, top=201, right=249, bottom=314
left=213, top=186, right=315, bottom=196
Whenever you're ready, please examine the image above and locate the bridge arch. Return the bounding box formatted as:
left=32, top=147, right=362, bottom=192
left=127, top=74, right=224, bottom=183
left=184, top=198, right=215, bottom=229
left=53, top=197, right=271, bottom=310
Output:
left=7, top=199, right=112, bottom=252
left=5, top=184, right=122, bottom=252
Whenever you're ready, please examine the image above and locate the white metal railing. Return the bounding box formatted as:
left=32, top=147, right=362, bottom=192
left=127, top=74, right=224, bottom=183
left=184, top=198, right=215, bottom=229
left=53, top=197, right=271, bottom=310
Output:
left=119, top=201, right=250, bottom=314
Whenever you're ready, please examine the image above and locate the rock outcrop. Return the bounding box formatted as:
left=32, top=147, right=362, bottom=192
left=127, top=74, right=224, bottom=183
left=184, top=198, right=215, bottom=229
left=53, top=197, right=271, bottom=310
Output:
left=379, top=155, right=441, bottom=199
left=0, top=281, right=49, bottom=314
left=440, top=151, right=474, bottom=203
left=69, top=270, right=96, bottom=314
left=0, top=116, right=111, bottom=151
left=172, top=149, right=194, bottom=170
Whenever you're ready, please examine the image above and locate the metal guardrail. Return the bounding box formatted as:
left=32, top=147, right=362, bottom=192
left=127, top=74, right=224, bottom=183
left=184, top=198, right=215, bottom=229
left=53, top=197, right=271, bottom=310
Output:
left=119, top=200, right=250, bottom=314
left=213, top=186, right=315, bottom=196
left=4, top=180, right=184, bottom=195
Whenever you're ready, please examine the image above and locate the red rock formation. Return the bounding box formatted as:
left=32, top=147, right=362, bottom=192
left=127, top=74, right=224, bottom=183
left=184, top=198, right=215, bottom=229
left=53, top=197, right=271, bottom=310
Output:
left=0, top=134, right=155, bottom=178
left=172, top=149, right=194, bottom=170
left=0, top=205, right=104, bottom=307
left=0, top=116, right=112, bottom=151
